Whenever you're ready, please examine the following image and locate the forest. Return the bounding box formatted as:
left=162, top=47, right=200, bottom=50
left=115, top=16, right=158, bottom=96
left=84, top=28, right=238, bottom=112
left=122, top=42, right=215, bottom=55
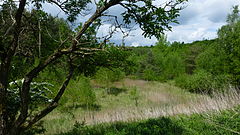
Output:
left=0, top=0, right=240, bottom=135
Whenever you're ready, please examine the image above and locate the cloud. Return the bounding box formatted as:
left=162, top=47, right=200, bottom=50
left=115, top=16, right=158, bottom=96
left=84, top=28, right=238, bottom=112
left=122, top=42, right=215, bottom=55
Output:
left=40, top=0, right=240, bottom=46
left=97, top=24, right=157, bottom=46
left=166, top=0, right=240, bottom=43
left=97, top=0, right=240, bottom=46
left=131, top=42, right=140, bottom=47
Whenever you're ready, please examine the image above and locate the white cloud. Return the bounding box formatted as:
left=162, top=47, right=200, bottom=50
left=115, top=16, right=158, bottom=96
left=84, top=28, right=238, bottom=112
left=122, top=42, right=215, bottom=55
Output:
left=131, top=42, right=140, bottom=47
left=166, top=0, right=240, bottom=43
left=40, top=0, right=240, bottom=45
left=97, top=0, right=240, bottom=45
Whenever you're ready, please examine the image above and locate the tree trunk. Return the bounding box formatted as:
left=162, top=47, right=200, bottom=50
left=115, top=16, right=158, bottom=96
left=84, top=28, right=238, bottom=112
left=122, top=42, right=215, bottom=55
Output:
left=0, top=62, right=10, bottom=135
left=7, top=127, right=21, bottom=135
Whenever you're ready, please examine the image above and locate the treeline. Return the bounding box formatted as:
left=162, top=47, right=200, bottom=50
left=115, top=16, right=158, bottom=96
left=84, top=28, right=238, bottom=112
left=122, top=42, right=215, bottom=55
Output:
left=120, top=6, right=240, bottom=94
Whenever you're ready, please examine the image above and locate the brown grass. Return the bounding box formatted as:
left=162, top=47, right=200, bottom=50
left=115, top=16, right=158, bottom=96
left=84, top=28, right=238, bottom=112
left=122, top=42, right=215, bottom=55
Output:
left=72, top=80, right=240, bottom=125
left=42, top=79, right=240, bottom=134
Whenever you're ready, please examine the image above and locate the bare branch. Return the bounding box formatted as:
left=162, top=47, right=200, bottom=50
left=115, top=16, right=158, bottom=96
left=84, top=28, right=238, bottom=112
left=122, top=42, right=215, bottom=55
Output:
left=73, top=0, right=122, bottom=48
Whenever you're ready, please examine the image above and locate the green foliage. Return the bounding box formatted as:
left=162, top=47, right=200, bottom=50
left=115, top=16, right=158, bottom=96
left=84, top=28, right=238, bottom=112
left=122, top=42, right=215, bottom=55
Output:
left=176, top=106, right=240, bottom=135
left=217, top=19, right=240, bottom=85
left=162, top=52, right=185, bottom=80
left=95, top=68, right=112, bottom=88
left=124, top=53, right=141, bottom=75
left=7, top=79, right=53, bottom=122
left=78, top=76, right=96, bottom=108
left=95, top=67, right=125, bottom=87
left=175, top=70, right=229, bottom=94
left=7, top=11, right=72, bottom=80
left=122, top=0, right=186, bottom=38
left=130, top=86, right=140, bottom=107
left=59, top=117, right=184, bottom=135
left=183, top=44, right=204, bottom=74
left=131, top=37, right=186, bottom=81
left=227, top=5, right=240, bottom=24
left=72, top=46, right=132, bottom=77
left=196, top=44, right=228, bottom=75
left=194, top=6, right=240, bottom=86
left=63, top=76, right=96, bottom=108
left=143, top=69, right=158, bottom=81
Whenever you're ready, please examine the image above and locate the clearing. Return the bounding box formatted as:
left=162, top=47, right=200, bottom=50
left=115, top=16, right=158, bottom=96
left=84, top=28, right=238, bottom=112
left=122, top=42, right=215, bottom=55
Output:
left=42, top=79, right=240, bottom=135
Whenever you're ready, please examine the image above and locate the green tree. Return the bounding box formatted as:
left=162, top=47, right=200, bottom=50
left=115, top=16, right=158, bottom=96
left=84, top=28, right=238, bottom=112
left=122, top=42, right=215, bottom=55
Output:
left=227, top=5, right=240, bottom=24
left=78, top=76, right=96, bottom=109
left=0, top=0, right=187, bottom=134
left=217, top=5, right=240, bottom=85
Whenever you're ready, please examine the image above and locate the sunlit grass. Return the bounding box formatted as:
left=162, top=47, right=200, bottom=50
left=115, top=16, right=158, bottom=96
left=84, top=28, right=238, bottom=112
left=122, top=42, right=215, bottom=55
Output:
left=41, top=79, right=240, bottom=135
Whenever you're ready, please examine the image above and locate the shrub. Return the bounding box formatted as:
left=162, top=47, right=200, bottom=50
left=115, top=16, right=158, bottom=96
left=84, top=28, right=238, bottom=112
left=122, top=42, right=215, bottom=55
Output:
left=175, top=70, right=229, bottom=94
left=62, top=75, right=96, bottom=109
left=60, top=117, right=184, bottom=135
left=176, top=106, right=240, bottom=135
left=143, top=69, right=157, bottom=81
left=130, top=86, right=140, bottom=107
left=95, top=67, right=125, bottom=87
left=162, top=53, right=185, bottom=80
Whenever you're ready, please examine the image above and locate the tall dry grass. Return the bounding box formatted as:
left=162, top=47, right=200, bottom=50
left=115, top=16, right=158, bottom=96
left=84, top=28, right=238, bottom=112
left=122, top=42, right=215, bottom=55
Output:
left=42, top=80, right=240, bottom=135
left=77, top=87, right=240, bottom=125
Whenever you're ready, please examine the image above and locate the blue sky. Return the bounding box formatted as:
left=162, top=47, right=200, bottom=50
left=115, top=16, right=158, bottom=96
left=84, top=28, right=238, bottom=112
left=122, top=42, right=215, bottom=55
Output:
left=42, top=0, right=240, bottom=46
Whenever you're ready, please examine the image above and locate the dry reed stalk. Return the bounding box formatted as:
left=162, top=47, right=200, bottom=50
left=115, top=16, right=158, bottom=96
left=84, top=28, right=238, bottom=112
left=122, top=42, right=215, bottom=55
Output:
left=81, top=88, right=240, bottom=125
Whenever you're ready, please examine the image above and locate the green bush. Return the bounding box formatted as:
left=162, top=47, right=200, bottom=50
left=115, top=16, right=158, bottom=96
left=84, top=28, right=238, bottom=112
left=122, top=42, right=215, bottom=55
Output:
left=62, top=75, right=96, bottom=108
left=143, top=69, right=158, bottom=81
left=95, top=67, right=125, bottom=87
left=176, top=106, right=240, bottom=135
left=60, top=117, right=184, bottom=135
left=175, top=70, right=229, bottom=94
left=130, top=86, right=140, bottom=107
left=162, top=53, right=185, bottom=80
left=196, top=45, right=228, bottom=75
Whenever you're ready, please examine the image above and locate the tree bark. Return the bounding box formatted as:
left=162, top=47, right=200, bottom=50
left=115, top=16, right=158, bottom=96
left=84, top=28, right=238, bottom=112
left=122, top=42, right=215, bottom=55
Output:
left=0, top=0, right=27, bottom=134
left=0, top=63, right=9, bottom=135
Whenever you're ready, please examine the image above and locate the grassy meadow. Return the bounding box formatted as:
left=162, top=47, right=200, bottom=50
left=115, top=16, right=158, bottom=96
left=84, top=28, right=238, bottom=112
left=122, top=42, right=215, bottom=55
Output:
left=41, top=78, right=240, bottom=135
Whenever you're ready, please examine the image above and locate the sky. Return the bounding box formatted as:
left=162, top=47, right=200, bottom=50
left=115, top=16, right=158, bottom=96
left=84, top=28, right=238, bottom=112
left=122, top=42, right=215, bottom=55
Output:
left=42, top=0, right=240, bottom=46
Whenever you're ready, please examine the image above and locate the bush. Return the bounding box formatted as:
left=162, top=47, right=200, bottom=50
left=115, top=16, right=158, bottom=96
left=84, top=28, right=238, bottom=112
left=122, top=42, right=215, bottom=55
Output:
left=162, top=53, right=185, bottom=80
left=95, top=67, right=125, bottom=87
left=60, top=117, right=184, bottom=135
left=143, top=69, right=158, bottom=81
left=196, top=45, right=228, bottom=75
left=175, top=70, right=229, bottom=94
left=62, top=75, right=96, bottom=108
left=130, top=86, right=140, bottom=107
left=176, top=106, right=240, bottom=135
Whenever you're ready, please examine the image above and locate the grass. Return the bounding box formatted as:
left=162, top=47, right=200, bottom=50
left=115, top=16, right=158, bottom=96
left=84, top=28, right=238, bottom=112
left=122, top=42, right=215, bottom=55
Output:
left=57, top=105, right=240, bottom=135
left=41, top=78, right=240, bottom=135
